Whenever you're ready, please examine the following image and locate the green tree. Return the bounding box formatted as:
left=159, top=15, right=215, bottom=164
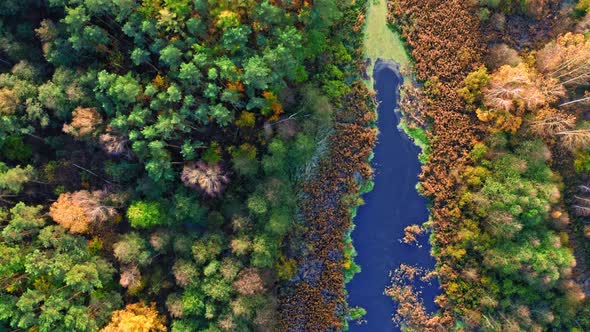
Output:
left=243, top=56, right=271, bottom=91
left=459, top=65, right=490, bottom=109
left=160, top=44, right=183, bottom=69
left=231, top=143, right=258, bottom=177
left=1, top=203, right=44, bottom=243
left=0, top=208, right=121, bottom=331
left=127, top=200, right=166, bottom=228
left=251, top=235, right=277, bottom=268
left=113, top=232, right=152, bottom=266
left=0, top=163, right=34, bottom=194
left=192, top=233, right=224, bottom=265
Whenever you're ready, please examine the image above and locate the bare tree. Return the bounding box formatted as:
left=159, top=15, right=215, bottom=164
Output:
left=556, top=129, right=590, bottom=151
left=99, top=126, right=130, bottom=157
left=528, top=108, right=576, bottom=137
left=484, top=64, right=564, bottom=114
left=574, top=185, right=590, bottom=217
left=181, top=161, right=229, bottom=197
left=119, top=265, right=141, bottom=289
left=537, top=33, right=590, bottom=87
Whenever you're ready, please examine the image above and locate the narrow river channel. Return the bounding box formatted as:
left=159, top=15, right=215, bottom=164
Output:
left=346, top=61, right=439, bottom=331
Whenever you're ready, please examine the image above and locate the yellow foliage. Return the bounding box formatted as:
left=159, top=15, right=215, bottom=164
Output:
left=216, top=10, right=240, bottom=29
left=152, top=74, right=167, bottom=89
left=446, top=282, right=460, bottom=295
left=235, top=111, right=255, bottom=128
left=463, top=166, right=490, bottom=187
left=276, top=255, right=297, bottom=280
left=0, top=88, right=18, bottom=115
left=447, top=246, right=466, bottom=259
left=33, top=276, right=51, bottom=293
left=101, top=302, right=166, bottom=332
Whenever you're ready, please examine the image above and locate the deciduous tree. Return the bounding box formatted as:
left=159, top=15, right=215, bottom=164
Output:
left=181, top=161, right=229, bottom=197
left=49, top=190, right=117, bottom=234
left=63, top=107, right=103, bottom=138
left=101, top=302, right=166, bottom=332
left=113, top=232, right=152, bottom=266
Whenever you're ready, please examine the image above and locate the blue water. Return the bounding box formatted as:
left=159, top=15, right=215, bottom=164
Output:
left=346, top=61, right=439, bottom=332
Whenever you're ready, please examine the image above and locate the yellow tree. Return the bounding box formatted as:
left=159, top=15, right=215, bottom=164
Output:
left=101, top=302, right=166, bottom=332
left=0, top=88, right=18, bottom=115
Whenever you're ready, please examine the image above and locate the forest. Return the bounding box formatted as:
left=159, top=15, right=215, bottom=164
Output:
left=0, top=0, right=371, bottom=330
left=2, top=0, right=590, bottom=331
left=386, top=0, right=590, bottom=331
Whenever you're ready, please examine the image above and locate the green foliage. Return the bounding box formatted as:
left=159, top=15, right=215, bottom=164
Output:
left=0, top=0, right=361, bottom=329
left=230, top=143, right=258, bottom=177
left=97, top=71, right=142, bottom=110
left=251, top=235, right=278, bottom=268
left=160, top=44, right=183, bottom=69
left=192, top=233, right=224, bottom=265
left=457, top=139, right=578, bottom=328
left=0, top=136, right=32, bottom=162
left=349, top=307, right=366, bottom=320
left=1, top=203, right=45, bottom=243
left=243, top=56, right=272, bottom=91
left=0, top=206, right=121, bottom=331
left=113, top=232, right=152, bottom=266
left=248, top=194, right=268, bottom=215
left=202, top=142, right=222, bottom=164
left=170, top=190, right=206, bottom=224
left=127, top=200, right=166, bottom=228
left=574, top=150, right=590, bottom=172
left=0, top=163, right=34, bottom=193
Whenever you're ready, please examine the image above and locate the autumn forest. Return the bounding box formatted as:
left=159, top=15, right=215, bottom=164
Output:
left=1, top=0, right=590, bottom=331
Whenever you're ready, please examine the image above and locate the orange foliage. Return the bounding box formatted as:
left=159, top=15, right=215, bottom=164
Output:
left=386, top=264, right=453, bottom=331
left=49, top=190, right=117, bottom=234
left=388, top=0, right=487, bottom=329
left=403, top=224, right=425, bottom=244
left=227, top=80, right=245, bottom=92
left=152, top=74, right=168, bottom=89
left=278, top=81, right=377, bottom=330
left=63, top=107, right=103, bottom=138
left=537, top=32, right=590, bottom=87
left=262, top=91, right=284, bottom=121
left=528, top=108, right=576, bottom=138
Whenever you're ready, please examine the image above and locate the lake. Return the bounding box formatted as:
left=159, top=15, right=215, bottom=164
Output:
left=346, top=60, right=439, bottom=332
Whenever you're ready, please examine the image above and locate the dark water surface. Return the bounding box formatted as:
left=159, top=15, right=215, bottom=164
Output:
left=346, top=61, right=439, bottom=332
